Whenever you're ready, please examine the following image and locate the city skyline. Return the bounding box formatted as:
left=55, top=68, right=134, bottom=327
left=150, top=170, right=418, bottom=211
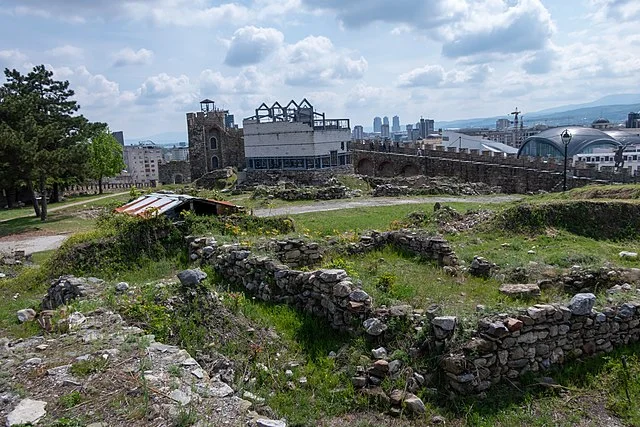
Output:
left=0, top=1, right=638, bottom=138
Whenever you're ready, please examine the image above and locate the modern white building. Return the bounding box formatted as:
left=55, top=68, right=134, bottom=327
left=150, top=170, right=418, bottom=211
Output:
left=124, top=141, right=163, bottom=184
left=243, top=99, right=351, bottom=170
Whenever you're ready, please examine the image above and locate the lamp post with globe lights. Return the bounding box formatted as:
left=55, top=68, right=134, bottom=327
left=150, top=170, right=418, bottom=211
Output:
left=561, top=129, right=572, bottom=192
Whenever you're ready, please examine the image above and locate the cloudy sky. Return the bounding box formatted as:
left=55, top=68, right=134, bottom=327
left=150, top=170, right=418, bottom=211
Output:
left=1, top=0, right=638, bottom=138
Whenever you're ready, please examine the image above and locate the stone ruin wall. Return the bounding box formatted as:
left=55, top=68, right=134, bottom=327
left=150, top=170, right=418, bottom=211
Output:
left=244, top=165, right=353, bottom=186
left=187, top=233, right=640, bottom=396
left=346, top=230, right=458, bottom=267
left=188, top=237, right=371, bottom=332
left=159, top=160, right=192, bottom=185
left=442, top=297, right=640, bottom=395
left=187, top=231, right=458, bottom=331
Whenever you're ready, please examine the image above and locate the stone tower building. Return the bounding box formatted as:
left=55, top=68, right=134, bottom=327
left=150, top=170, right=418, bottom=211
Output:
left=187, top=99, right=244, bottom=181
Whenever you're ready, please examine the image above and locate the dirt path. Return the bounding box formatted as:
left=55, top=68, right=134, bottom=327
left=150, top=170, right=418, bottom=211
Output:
left=0, top=192, right=129, bottom=254
left=253, top=194, right=521, bottom=217
left=0, top=194, right=520, bottom=254
left=0, top=191, right=129, bottom=224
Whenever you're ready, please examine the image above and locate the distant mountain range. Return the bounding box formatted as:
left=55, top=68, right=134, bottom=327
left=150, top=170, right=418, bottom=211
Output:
left=123, top=94, right=640, bottom=142
left=436, top=94, right=640, bottom=130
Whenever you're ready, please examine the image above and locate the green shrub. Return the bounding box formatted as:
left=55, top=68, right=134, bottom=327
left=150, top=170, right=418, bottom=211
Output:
left=323, top=257, right=360, bottom=280
left=375, top=272, right=397, bottom=292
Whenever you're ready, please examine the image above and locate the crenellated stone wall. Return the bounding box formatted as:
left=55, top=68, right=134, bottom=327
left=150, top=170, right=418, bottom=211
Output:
left=441, top=295, right=640, bottom=394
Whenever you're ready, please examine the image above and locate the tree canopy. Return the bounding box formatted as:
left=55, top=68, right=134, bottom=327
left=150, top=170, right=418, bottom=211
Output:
left=88, top=127, right=126, bottom=194
left=0, top=65, right=106, bottom=219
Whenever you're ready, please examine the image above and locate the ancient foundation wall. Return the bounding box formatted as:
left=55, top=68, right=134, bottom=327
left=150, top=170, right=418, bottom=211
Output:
left=441, top=297, right=640, bottom=394
left=245, top=165, right=353, bottom=186
left=188, top=237, right=372, bottom=332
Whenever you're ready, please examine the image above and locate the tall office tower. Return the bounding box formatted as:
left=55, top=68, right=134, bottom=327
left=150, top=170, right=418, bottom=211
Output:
left=392, top=115, right=400, bottom=133
left=419, top=118, right=435, bottom=138
left=353, top=125, right=364, bottom=140
left=383, top=116, right=389, bottom=127
left=373, top=116, right=382, bottom=133
left=496, top=118, right=511, bottom=130
left=381, top=124, right=390, bottom=138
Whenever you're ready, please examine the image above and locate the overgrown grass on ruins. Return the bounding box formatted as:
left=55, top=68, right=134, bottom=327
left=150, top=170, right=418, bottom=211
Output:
left=5, top=184, right=640, bottom=425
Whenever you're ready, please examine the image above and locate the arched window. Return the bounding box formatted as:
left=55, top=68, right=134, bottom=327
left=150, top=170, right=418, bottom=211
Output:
left=210, top=137, right=218, bottom=150
left=174, top=174, right=184, bottom=184
left=211, top=156, right=219, bottom=169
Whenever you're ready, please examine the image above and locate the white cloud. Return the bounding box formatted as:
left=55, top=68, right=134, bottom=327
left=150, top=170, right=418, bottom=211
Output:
left=440, top=0, right=554, bottom=58
left=3, top=0, right=301, bottom=26
left=397, top=63, right=492, bottom=87
left=302, top=0, right=466, bottom=29
left=224, top=26, right=284, bottom=67
left=112, top=48, right=154, bottom=67
left=397, top=65, right=445, bottom=87
left=199, top=67, right=267, bottom=94
left=48, top=65, right=124, bottom=109
left=0, top=49, right=28, bottom=69
left=46, top=45, right=83, bottom=59
left=282, top=36, right=368, bottom=86
left=135, top=73, right=195, bottom=106
left=591, top=0, right=640, bottom=21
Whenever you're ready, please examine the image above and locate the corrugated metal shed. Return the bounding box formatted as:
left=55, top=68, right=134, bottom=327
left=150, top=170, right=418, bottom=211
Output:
left=115, top=193, right=240, bottom=218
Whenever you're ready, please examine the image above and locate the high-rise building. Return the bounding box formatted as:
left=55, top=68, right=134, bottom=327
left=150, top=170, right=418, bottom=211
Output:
left=124, top=141, right=163, bottom=184
left=496, top=119, right=511, bottom=131
left=353, top=125, right=364, bottom=141
left=392, top=115, right=400, bottom=133
left=383, top=116, right=389, bottom=127
left=381, top=124, right=390, bottom=138
left=373, top=116, right=382, bottom=133
left=111, top=131, right=125, bottom=146
left=406, top=124, right=414, bottom=140
left=627, top=112, right=640, bottom=128
left=419, top=118, right=435, bottom=138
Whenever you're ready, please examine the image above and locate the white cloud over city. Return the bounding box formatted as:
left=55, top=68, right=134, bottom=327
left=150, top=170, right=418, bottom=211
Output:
left=0, top=0, right=638, bottom=137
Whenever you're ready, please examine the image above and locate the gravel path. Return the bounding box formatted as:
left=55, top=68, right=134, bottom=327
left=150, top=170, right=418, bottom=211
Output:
left=0, top=192, right=128, bottom=255
left=0, top=235, right=68, bottom=255
left=253, top=194, right=521, bottom=217
left=0, top=194, right=521, bottom=254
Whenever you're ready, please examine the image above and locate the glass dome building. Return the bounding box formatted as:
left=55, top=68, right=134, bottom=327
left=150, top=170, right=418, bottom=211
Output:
left=518, top=126, right=621, bottom=158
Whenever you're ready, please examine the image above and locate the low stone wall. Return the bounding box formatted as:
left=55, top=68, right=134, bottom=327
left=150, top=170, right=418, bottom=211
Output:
left=441, top=295, right=640, bottom=394
left=188, top=237, right=372, bottom=331
left=252, top=184, right=360, bottom=201
left=264, top=239, right=324, bottom=268
left=347, top=230, right=458, bottom=267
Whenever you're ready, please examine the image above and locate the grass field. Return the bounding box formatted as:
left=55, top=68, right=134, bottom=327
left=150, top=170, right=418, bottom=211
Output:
left=0, top=192, right=131, bottom=237
left=3, top=183, right=640, bottom=426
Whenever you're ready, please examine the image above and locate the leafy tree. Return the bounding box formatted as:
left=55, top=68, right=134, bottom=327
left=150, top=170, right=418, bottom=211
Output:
left=88, top=127, right=126, bottom=194
left=0, top=65, right=92, bottom=220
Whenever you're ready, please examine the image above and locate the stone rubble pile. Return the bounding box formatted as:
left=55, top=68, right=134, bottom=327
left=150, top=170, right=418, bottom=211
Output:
left=41, top=275, right=104, bottom=310
left=349, top=345, right=429, bottom=417
left=441, top=293, right=640, bottom=394
left=468, top=256, right=494, bottom=278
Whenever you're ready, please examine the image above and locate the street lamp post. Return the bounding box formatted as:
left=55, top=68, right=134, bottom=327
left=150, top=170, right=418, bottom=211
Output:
left=561, top=129, right=572, bottom=192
